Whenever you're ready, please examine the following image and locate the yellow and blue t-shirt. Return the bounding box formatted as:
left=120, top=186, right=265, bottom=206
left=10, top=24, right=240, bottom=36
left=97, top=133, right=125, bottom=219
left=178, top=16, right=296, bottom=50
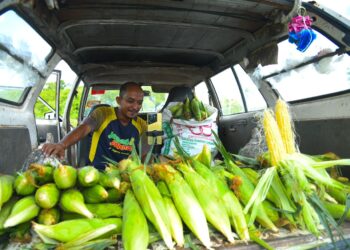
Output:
left=87, top=106, right=146, bottom=169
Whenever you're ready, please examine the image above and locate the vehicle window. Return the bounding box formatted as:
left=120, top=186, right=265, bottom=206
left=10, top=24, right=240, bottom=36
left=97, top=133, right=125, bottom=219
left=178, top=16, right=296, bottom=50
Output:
left=0, top=10, right=52, bottom=105
left=210, top=68, right=245, bottom=115
left=0, top=10, right=52, bottom=71
left=84, top=86, right=168, bottom=117
left=233, top=65, right=266, bottom=111
left=194, top=81, right=210, bottom=105
left=35, top=61, right=76, bottom=119
left=265, top=30, right=350, bottom=101
left=140, top=86, right=168, bottom=113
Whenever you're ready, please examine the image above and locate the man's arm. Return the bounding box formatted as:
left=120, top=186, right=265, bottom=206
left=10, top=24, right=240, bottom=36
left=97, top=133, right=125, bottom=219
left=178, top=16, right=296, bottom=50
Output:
left=41, top=121, right=93, bottom=160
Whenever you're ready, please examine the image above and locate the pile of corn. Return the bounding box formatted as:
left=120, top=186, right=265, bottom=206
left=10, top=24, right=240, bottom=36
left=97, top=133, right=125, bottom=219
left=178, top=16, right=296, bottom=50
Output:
left=1, top=99, right=350, bottom=250
left=169, top=95, right=209, bottom=121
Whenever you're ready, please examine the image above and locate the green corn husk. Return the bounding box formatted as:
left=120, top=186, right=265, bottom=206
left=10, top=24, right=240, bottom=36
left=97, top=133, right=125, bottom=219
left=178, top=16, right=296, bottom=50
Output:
left=33, top=218, right=122, bottom=243
left=106, top=188, right=123, bottom=203
left=189, top=160, right=249, bottom=241
left=38, top=208, right=60, bottom=225
left=99, top=167, right=121, bottom=189
left=0, top=197, right=18, bottom=233
left=14, top=172, right=36, bottom=196
left=53, top=165, right=77, bottom=189
left=0, top=175, right=14, bottom=209
left=196, top=144, right=212, bottom=168
left=122, top=190, right=149, bottom=250
left=183, top=97, right=192, bottom=120
left=60, top=189, right=93, bottom=219
left=61, top=212, right=85, bottom=221
left=86, top=203, right=122, bottom=218
left=29, top=163, right=54, bottom=185
left=3, top=196, right=40, bottom=228
left=35, top=183, right=60, bottom=209
left=158, top=181, right=184, bottom=247
left=176, top=162, right=234, bottom=243
left=213, top=132, right=279, bottom=232
left=190, top=96, right=202, bottom=121
left=82, top=185, right=109, bottom=204
left=323, top=201, right=350, bottom=220
left=327, top=186, right=348, bottom=204
left=78, top=166, right=100, bottom=187
left=153, top=164, right=211, bottom=249
left=127, top=161, right=173, bottom=249
left=58, top=238, right=117, bottom=250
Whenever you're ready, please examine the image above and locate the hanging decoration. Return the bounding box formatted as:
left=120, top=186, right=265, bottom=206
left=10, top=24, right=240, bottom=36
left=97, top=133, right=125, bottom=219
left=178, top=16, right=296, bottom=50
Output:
left=288, top=7, right=316, bottom=52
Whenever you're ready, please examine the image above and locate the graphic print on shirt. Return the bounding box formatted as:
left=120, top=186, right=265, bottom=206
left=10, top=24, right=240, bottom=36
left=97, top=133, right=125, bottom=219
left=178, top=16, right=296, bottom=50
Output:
left=107, top=131, right=134, bottom=156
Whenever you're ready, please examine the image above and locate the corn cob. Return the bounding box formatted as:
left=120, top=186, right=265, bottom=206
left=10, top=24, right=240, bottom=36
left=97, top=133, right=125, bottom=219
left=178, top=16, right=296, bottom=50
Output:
left=191, top=96, right=202, bottom=121
left=33, top=218, right=122, bottom=243
left=183, top=97, right=192, bottom=120
left=153, top=163, right=211, bottom=249
left=53, top=165, right=77, bottom=189
left=38, top=208, right=60, bottom=225
left=158, top=181, right=184, bottom=247
left=128, top=161, right=173, bottom=249
left=0, top=175, right=14, bottom=209
left=99, top=167, right=120, bottom=189
left=86, top=203, right=122, bottom=218
left=190, top=159, right=249, bottom=241
left=122, top=190, right=149, bottom=250
left=78, top=166, right=100, bottom=187
left=60, top=189, right=93, bottom=218
left=14, top=172, right=36, bottom=196
left=0, top=197, right=18, bottom=232
left=3, top=196, right=40, bottom=228
left=28, top=163, right=53, bottom=185
left=35, top=183, right=60, bottom=209
left=275, top=99, right=297, bottom=154
left=323, top=201, right=350, bottom=220
left=82, top=184, right=109, bottom=203
left=176, top=162, right=234, bottom=243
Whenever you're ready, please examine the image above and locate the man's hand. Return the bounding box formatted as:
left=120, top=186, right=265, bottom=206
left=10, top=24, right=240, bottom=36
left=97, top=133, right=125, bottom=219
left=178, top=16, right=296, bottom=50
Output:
left=42, top=142, right=66, bottom=160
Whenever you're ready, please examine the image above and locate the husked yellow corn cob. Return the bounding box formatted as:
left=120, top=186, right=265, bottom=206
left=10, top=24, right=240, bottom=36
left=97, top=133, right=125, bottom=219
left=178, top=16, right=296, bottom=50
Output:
left=263, top=110, right=286, bottom=166
left=275, top=99, right=297, bottom=154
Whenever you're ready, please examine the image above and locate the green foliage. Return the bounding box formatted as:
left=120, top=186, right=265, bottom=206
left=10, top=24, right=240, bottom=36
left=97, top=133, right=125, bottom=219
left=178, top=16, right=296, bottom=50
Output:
left=34, top=81, right=83, bottom=127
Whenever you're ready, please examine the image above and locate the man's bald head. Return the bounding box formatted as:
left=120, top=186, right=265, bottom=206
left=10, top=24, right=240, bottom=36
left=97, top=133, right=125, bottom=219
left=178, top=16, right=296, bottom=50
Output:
left=119, top=82, right=143, bottom=98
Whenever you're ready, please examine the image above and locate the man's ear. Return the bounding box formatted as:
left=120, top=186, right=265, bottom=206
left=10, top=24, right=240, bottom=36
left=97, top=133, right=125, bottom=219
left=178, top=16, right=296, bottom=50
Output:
left=116, top=96, right=121, bottom=105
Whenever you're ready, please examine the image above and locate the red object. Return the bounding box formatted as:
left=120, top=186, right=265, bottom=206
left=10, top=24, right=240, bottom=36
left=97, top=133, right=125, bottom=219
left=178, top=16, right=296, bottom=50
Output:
left=91, top=89, right=105, bottom=95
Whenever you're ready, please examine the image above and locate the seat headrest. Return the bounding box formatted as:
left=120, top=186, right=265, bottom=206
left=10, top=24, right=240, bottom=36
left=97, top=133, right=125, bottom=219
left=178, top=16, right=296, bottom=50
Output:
left=161, top=86, right=193, bottom=111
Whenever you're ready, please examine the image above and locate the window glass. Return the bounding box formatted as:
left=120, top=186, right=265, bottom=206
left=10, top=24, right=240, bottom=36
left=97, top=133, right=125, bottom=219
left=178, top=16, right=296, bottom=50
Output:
left=194, top=81, right=210, bottom=105
left=0, top=10, right=52, bottom=104
left=35, top=61, right=76, bottom=119
left=0, top=10, right=52, bottom=71
left=84, top=86, right=168, bottom=117
left=0, top=51, right=39, bottom=104
left=266, top=30, right=350, bottom=101
left=233, top=65, right=266, bottom=111
left=211, top=68, right=244, bottom=115
left=140, top=86, right=168, bottom=112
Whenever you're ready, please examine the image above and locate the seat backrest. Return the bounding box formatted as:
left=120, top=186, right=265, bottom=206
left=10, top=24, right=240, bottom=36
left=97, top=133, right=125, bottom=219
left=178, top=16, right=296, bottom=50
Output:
left=77, top=104, right=111, bottom=167
left=161, top=86, right=194, bottom=112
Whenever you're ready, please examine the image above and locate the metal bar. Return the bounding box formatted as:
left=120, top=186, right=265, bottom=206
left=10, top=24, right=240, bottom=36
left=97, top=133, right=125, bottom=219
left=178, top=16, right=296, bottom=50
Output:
left=231, top=66, right=248, bottom=112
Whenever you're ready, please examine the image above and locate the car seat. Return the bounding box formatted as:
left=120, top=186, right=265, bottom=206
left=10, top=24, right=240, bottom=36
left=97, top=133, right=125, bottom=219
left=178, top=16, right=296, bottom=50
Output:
left=160, top=86, right=194, bottom=112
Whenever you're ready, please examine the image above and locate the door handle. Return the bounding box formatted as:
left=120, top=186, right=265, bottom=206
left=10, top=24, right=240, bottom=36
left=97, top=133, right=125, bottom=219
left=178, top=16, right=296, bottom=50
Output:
left=229, top=119, right=248, bottom=132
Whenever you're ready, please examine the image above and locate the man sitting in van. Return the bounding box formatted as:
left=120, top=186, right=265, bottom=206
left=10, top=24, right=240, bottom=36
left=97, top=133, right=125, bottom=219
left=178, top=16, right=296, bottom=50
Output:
left=42, top=82, right=147, bottom=170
